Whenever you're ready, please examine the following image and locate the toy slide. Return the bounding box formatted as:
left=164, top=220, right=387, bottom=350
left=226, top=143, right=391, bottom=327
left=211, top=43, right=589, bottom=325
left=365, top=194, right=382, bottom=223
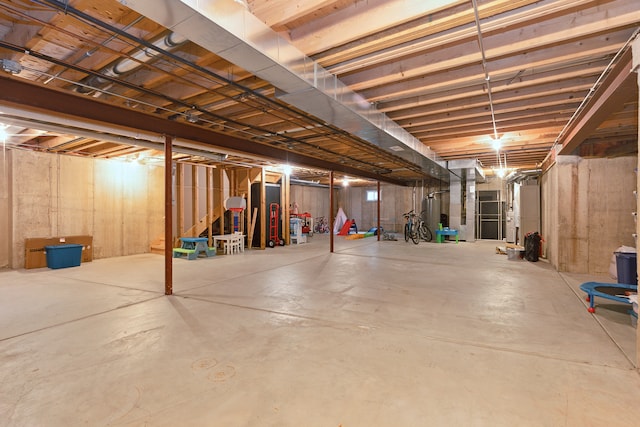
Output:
left=338, top=219, right=353, bottom=236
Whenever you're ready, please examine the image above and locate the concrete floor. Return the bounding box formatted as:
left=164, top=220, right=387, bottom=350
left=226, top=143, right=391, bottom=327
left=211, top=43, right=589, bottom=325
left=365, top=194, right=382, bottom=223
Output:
left=1, top=236, right=639, bottom=426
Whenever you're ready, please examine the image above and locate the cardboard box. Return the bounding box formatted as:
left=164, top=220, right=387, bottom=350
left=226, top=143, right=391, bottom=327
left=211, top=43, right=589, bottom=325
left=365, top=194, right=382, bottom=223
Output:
left=25, top=235, right=93, bottom=269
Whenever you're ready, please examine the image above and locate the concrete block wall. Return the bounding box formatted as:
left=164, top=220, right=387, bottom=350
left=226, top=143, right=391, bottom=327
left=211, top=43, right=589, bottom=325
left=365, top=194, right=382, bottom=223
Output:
left=1, top=149, right=164, bottom=269
left=542, top=155, right=637, bottom=275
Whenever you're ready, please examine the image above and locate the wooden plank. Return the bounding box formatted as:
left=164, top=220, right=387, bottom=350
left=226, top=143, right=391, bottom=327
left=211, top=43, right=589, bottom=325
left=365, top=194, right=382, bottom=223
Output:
left=248, top=207, right=258, bottom=250
left=216, top=167, right=225, bottom=235
left=191, top=165, right=199, bottom=237
left=260, top=168, right=266, bottom=249
left=557, top=51, right=636, bottom=156
left=207, top=168, right=213, bottom=246
left=176, top=162, right=184, bottom=244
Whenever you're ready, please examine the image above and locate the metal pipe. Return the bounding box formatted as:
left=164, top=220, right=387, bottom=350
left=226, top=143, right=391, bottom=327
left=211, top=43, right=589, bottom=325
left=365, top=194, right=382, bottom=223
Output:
left=76, top=32, right=188, bottom=94
left=472, top=0, right=500, bottom=141
left=44, top=16, right=145, bottom=85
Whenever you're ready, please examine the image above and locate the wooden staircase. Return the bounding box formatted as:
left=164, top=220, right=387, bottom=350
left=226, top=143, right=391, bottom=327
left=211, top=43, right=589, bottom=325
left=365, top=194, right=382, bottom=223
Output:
left=149, top=212, right=221, bottom=254
left=150, top=235, right=166, bottom=255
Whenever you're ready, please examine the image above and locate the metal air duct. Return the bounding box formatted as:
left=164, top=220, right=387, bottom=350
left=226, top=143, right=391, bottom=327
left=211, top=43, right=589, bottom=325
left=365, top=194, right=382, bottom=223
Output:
left=76, top=32, right=188, bottom=94
left=118, top=0, right=450, bottom=182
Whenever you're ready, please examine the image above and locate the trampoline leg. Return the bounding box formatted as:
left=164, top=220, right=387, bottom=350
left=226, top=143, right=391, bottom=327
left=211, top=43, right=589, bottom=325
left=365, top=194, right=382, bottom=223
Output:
left=587, top=294, right=596, bottom=313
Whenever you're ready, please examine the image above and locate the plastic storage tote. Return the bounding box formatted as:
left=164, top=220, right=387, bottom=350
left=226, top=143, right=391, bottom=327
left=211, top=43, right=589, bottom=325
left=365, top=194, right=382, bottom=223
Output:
left=615, top=251, right=637, bottom=285
left=44, top=244, right=83, bottom=269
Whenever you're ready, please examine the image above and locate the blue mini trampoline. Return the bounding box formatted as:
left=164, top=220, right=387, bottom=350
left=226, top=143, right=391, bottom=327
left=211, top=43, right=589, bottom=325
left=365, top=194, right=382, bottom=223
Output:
left=579, top=281, right=637, bottom=313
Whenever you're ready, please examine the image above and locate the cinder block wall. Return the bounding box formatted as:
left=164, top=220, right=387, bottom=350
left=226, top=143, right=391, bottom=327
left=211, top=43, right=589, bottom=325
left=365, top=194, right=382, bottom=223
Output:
left=2, top=149, right=164, bottom=269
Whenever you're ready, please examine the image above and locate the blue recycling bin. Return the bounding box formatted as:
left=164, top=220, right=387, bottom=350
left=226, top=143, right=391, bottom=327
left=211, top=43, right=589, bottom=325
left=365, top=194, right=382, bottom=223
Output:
left=615, top=252, right=637, bottom=285
left=45, top=244, right=83, bottom=269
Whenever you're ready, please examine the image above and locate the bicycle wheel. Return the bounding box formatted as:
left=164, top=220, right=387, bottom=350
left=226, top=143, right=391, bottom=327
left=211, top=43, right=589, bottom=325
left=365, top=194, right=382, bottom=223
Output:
left=410, top=222, right=420, bottom=244
left=404, top=223, right=410, bottom=242
left=420, top=223, right=433, bottom=242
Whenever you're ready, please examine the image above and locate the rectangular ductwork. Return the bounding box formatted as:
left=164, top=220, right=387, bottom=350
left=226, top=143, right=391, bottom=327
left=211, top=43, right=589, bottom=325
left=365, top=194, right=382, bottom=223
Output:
left=119, top=0, right=450, bottom=181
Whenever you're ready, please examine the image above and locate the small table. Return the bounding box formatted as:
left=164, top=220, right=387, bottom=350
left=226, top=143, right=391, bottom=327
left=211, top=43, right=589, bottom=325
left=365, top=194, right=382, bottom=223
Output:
left=213, top=233, right=244, bottom=255
left=174, top=237, right=215, bottom=260
left=435, top=228, right=459, bottom=243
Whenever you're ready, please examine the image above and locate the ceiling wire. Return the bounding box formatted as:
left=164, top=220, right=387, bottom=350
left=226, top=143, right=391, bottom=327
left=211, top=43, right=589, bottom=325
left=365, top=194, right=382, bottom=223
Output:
left=471, top=0, right=500, bottom=142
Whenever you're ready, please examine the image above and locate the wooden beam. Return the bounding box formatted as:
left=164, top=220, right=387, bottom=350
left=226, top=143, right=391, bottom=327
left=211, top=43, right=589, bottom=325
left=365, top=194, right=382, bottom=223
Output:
left=246, top=170, right=253, bottom=248
left=191, top=165, right=198, bottom=237
left=372, top=41, right=622, bottom=106
left=0, top=76, right=407, bottom=186
left=216, top=167, right=225, bottom=235
left=341, top=2, right=639, bottom=91
left=252, top=0, right=337, bottom=28
left=260, top=168, right=266, bottom=250
left=289, top=0, right=465, bottom=56
left=176, top=163, right=184, bottom=244
left=558, top=50, right=637, bottom=155
left=319, top=0, right=542, bottom=69
left=578, top=139, right=638, bottom=158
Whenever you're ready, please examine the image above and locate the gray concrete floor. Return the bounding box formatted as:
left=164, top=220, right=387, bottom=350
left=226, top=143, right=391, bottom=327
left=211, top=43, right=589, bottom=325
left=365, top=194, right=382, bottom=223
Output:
left=1, top=236, right=639, bottom=426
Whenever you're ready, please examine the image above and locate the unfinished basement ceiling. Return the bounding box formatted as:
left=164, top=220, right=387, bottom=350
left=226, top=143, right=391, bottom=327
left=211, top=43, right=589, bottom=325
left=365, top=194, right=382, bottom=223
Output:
left=0, top=0, right=638, bottom=184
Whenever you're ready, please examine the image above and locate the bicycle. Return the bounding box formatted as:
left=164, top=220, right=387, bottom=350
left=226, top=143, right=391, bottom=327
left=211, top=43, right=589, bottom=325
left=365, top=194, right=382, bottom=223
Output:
left=403, top=210, right=420, bottom=244
left=417, top=211, right=433, bottom=242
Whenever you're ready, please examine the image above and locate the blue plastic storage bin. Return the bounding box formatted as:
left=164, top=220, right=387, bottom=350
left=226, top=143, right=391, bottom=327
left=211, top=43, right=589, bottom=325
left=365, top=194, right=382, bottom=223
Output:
left=44, top=244, right=83, bottom=269
left=615, top=252, right=637, bottom=285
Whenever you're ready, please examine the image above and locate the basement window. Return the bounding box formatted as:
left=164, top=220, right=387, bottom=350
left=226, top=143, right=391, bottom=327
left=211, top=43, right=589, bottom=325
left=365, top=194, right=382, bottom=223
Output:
left=366, top=191, right=378, bottom=202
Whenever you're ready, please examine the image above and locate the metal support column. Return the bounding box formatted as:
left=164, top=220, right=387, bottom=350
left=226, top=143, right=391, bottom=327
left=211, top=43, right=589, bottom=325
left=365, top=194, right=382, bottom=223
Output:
left=330, top=170, right=334, bottom=253
left=164, top=135, right=173, bottom=295
left=377, top=181, right=381, bottom=241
